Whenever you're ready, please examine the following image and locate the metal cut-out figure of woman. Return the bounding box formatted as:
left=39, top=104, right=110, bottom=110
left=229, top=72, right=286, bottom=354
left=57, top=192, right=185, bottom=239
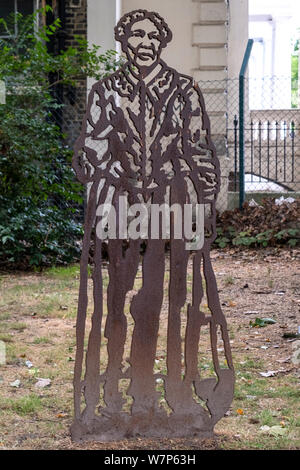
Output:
left=71, top=9, right=234, bottom=442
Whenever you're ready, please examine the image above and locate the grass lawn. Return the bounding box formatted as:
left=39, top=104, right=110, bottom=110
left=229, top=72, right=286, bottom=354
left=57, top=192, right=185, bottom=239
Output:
left=0, top=248, right=299, bottom=450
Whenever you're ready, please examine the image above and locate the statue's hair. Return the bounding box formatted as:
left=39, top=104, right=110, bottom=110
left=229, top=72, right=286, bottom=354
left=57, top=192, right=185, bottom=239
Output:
left=115, top=10, right=172, bottom=49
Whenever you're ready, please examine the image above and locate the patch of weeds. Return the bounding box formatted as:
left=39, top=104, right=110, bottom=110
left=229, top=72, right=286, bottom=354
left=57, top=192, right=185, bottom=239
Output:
left=33, top=337, right=52, bottom=345
left=43, top=420, right=65, bottom=436
left=289, top=414, right=300, bottom=427
left=224, top=275, right=235, bottom=285
left=269, top=435, right=300, bottom=450
left=45, top=264, right=90, bottom=280
left=9, top=322, right=27, bottom=332
left=59, top=306, right=78, bottom=319
left=48, top=332, right=59, bottom=339
left=237, top=358, right=264, bottom=370
left=233, top=385, right=245, bottom=400
left=42, top=393, right=72, bottom=414
left=0, top=313, right=10, bottom=321
left=3, top=281, right=47, bottom=297
left=0, top=333, right=13, bottom=343
left=241, top=378, right=268, bottom=397
left=0, top=321, right=8, bottom=332
left=38, top=299, right=60, bottom=318
left=37, top=290, right=79, bottom=319
left=9, top=394, right=42, bottom=416
left=228, top=327, right=235, bottom=340
left=0, top=320, right=27, bottom=333
left=5, top=342, right=27, bottom=364
left=5, top=343, right=18, bottom=363
left=278, top=406, right=296, bottom=422
left=267, top=385, right=300, bottom=400
left=234, top=373, right=268, bottom=402
left=249, top=317, right=276, bottom=328
left=221, top=434, right=296, bottom=450
left=257, top=409, right=278, bottom=427
left=198, top=359, right=217, bottom=379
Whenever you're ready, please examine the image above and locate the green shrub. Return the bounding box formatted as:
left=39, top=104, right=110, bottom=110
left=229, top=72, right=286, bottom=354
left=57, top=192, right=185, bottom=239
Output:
left=0, top=7, right=121, bottom=268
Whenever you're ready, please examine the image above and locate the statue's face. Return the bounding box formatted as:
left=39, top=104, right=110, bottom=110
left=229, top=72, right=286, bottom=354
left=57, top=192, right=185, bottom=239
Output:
left=125, top=19, right=163, bottom=68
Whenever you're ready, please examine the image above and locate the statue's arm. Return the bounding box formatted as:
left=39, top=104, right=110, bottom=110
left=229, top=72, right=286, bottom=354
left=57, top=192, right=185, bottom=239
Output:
left=187, top=84, right=220, bottom=200
left=72, top=82, right=112, bottom=184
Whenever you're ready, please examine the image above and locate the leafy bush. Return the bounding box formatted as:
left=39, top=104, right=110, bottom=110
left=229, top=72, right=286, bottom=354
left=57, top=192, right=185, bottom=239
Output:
left=215, top=198, right=300, bottom=249
left=0, top=196, right=83, bottom=268
left=0, top=7, right=120, bottom=269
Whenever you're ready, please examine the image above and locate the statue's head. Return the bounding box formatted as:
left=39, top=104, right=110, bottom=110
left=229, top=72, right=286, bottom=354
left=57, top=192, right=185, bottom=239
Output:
left=115, top=10, right=172, bottom=69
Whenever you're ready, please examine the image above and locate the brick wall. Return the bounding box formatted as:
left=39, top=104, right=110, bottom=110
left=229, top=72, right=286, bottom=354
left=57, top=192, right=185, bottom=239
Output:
left=63, top=0, right=87, bottom=146
left=43, top=0, right=88, bottom=146
left=64, top=0, right=87, bottom=48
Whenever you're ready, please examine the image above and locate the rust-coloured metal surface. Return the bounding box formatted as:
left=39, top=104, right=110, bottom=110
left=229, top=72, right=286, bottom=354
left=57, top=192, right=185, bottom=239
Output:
left=71, top=9, right=234, bottom=442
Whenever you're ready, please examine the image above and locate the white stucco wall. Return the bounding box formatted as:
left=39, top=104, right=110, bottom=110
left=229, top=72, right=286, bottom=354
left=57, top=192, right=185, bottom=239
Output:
left=87, top=0, right=119, bottom=89
left=121, top=0, right=199, bottom=76
left=228, top=0, right=249, bottom=78
left=248, top=0, right=300, bottom=109
left=249, top=1, right=294, bottom=81
left=85, top=0, right=251, bottom=211
left=87, top=1, right=249, bottom=81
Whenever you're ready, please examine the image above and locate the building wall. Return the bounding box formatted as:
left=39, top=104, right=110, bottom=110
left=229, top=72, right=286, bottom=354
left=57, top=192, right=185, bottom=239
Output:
left=64, top=0, right=87, bottom=47
left=228, top=0, right=248, bottom=78
left=121, top=0, right=199, bottom=77
left=119, top=0, right=249, bottom=211
left=87, top=0, right=118, bottom=90
left=121, top=1, right=248, bottom=80
left=248, top=0, right=296, bottom=109
left=62, top=0, right=88, bottom=145
left=83, top=0, right=249, bottom=210
left=44, top=0, right=88, bottom=145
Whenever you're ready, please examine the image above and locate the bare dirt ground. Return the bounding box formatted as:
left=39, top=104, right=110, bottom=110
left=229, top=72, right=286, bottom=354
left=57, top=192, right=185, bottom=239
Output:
left=0, top=247, right=299, bottom=450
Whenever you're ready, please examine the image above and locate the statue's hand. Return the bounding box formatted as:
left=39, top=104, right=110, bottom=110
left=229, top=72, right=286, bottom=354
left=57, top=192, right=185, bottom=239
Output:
left=202, top=173, right=220, bottom=197
left=72, top=152, right=95, bottom=184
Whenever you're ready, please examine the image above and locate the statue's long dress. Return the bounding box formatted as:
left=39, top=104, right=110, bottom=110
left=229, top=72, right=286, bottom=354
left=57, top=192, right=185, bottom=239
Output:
left=71, top=61, right=234, bottom=441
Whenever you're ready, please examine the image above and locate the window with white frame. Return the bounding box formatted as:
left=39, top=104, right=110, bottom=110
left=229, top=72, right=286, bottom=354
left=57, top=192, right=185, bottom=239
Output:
left=0, top=0, right=36, bottom=37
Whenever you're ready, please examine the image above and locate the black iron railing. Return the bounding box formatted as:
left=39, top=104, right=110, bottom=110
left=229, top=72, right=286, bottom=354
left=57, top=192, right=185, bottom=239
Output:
left=230, top=115, right=300, bottom=192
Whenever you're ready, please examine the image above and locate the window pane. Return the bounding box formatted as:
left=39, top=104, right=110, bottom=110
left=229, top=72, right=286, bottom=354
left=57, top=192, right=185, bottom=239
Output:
left=17, top=0, right=34, bottom=17
left=0, top=0, right=15, bottom=36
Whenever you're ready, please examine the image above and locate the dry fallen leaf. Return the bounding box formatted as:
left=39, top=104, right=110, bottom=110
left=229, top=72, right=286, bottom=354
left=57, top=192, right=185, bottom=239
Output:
left=10, top=379, right=20, bottom=388
left=276, top=357, right=291, bottom=364
left=259, top=370, right=277, bottom=377
left=35, top=378, right=51, bottom=388
left=260, top=425, right=288, bottom=437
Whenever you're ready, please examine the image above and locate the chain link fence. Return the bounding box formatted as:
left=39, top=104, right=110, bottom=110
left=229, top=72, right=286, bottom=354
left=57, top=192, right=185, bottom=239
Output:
left=63, top=79, right=222, bottom=227
left=54, top=74, right=300, bottom=213
left=198, top=76, right=300, bottom=211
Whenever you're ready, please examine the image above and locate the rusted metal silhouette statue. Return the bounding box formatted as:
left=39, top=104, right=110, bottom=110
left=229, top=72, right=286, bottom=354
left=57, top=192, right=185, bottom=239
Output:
left=71, top=10, right=234, bottom=442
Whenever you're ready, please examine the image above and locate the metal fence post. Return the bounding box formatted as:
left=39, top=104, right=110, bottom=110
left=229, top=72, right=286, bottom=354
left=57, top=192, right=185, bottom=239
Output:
left=0, top=80, right=5, bottom=105
left=239, top=39, right=254, bottom=209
